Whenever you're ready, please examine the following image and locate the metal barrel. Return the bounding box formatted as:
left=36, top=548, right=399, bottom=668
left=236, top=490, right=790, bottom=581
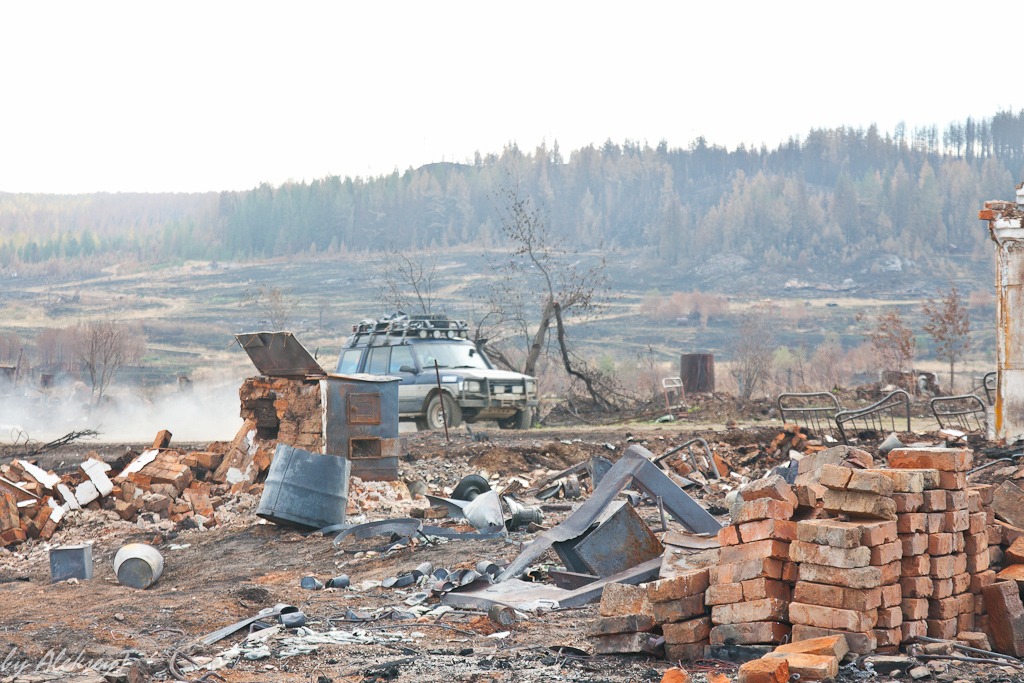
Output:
left=256, top=444, right=351, bottom=530
left=113, top=543, right=164, bottom=589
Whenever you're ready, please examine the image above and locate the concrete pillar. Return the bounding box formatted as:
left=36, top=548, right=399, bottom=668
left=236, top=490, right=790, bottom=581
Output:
left=980, top=185, right=1024, bottom=442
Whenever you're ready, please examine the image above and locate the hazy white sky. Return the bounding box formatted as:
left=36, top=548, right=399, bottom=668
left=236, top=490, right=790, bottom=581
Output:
left=0, top=1, right=1016, bottom=194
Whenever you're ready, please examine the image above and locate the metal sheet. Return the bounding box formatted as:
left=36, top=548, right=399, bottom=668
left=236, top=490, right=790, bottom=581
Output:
left=567, top=501, right=663, bottom=577
left=497, top=445, right=720, bottom=582
left=442, top=558, right=661, bottom=611
left=236, top=332, right=325, bottom=378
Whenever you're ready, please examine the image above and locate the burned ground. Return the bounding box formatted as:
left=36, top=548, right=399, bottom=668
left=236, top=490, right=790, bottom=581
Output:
left=0, top=422, right=1022, bottom=683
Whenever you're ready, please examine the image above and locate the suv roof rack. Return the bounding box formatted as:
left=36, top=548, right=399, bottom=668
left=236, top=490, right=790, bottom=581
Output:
left=350, top=313, right=470, bottom=344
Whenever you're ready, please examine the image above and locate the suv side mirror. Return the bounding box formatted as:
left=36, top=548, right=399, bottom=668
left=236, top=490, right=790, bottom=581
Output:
left=399, top=365, right=417, bottom=374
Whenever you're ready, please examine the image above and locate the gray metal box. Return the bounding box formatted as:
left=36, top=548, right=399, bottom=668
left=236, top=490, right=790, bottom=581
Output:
left=50, top=544, right=93, bottom=583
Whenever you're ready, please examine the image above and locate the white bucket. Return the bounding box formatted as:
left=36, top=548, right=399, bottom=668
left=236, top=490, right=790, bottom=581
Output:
left=113, top=543, right=164, bottom=589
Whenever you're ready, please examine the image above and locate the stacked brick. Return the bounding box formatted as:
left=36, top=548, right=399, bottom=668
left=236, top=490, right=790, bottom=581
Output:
left=885, top=447, right=978, bottom=643
left=647, top=568, right=712, bottom=660
left=967, top=484, right=997, bottom=639
left=707, top=475, right=796, bottom=654
left=787, top=465, right=902, bottom=654
left=589, top=583, right=658, bottom=655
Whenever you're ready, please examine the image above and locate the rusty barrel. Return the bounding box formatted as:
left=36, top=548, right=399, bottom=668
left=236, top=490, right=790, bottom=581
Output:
left=256, top=444, right=350, bottom=530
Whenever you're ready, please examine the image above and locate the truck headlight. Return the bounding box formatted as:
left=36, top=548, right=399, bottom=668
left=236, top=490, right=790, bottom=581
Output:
left=525, top=380, right=536, bottom=395
left=464, top=380, right=483, bottom=393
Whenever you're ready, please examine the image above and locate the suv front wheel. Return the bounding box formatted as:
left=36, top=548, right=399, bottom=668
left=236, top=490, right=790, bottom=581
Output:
left=423, top=393, right=463, bottom=431
left=497, top=409, right=532, bottom=430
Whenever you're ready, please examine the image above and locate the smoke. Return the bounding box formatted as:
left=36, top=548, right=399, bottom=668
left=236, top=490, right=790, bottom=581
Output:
left=0, top=379, right=243, bottom=446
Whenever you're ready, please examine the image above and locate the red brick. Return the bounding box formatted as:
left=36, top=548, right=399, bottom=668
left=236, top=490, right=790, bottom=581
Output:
left=968, top=551, right=991, bottom=574
left=740, top=475, right=798, bottom=507
left=958, top=612, right=976, bottom=633
left=709, top=622, right=790, bottom=646
left=931, top=578, right=954, bottom=600
left=705, top=582, right=744, bottom=606
left=900, top=576, right=933, bottom=598
left=789, top=602, right=878, bottom=631
left=741, top=578, right=792, bottom=602
left=737, top=657, right=788, bottom=683
left=888, top=447, right=972, bottom=472
left=738, top=518, right=796, bottom=543
left=600, top=583, right=650, bottom=617
left=982, top=581, right=1024, bottom=656
left=893, top=492, right=923, bottom=513
left=798, top=563, right=881, bottom=589
left=1007, top=538, right=1024, bottom=565
left=718, top=525, right=740, bottom=546
left=793, top=582, right=881, bottom=611
left=822, top=489, right=896, bottom=520
left=927, top=618, right=958, bottom=639
left=944, top=509, right=970, bottom=533
left=896, top=513, right=927, bottom=533
left=902, top=597, right=929, bottom=620
left=731, top=497, right=794, bottom=524
left=921, top=490, right=948, bottom=512
left=899, top=533, right=928, bottom=556
left=880, top=583, right=902, bottom=608
left=952, top=572, right=971, bottom=595
left=938, top=471, right=967, bottom=489
left=652, top=594, right=705, bottom=624
left=711, top=598, right=787, bottom=625
left=647, top=569, right=710, bottom=603
left=790, top=624, right=877, bottom=655
left=946, top=490, right=968, bottom=510
left=789, top=540, right=870, bottom=568
left=762, top=652, right=838, bottom=681
left=901, top=554, right=931, bottom=577
left=971, top=570, right=997, bottom=594
left=876, top=606, right=902, bottom=629
left=873, top=627, right=902, bottom=647
left=966, top=531, right=989, bottom=555
left=589, top=614, right=657, bottom=636
left=711, top=558, right=783, bottom=584
left=663, top=617, right=712, bottom=645
left=721, top=539, right=791, bottom=564
left=928, top=533, right=954, bottom=556
left=870, top=541, right=902, bottom=566
left=774, top=634, right=849, bottom=659
left=929, top=597, right=960, bottom=620
left=969, top=512, right=987, bottom=534
left=901, top=619, right=927, bottom=642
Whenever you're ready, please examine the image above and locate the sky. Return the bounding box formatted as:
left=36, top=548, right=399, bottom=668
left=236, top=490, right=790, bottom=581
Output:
left=0, top=1, right=1017, bottom=194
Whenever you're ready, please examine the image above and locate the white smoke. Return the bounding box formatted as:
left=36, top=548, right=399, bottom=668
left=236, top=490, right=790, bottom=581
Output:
left=0, top=378, right=243, bottom=446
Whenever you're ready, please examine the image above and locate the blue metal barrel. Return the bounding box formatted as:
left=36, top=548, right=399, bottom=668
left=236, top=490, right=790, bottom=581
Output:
left=256, top=444, right=350, bottom=530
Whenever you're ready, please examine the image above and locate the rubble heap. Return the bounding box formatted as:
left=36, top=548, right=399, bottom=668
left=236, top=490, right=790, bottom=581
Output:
left=0, top=427, right=268, bottom=546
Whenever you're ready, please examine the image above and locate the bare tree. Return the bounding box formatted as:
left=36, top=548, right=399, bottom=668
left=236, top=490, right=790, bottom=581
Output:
left=729, top=309, right=776, bottom=401
left=72, top=318, right=145, bottom=405
left=242, top=285, right=297, bottom=330
left=862, top=308, right=916, bottom=375
left=374, top=246, right=438, bottom=315
left=488, top=185, right=616, bottom=410
left=922, top=284, right=971, bottom=391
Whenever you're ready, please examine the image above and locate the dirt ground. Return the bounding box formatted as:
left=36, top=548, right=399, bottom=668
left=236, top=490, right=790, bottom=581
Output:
left=0, top=423, right=1017, bottom=683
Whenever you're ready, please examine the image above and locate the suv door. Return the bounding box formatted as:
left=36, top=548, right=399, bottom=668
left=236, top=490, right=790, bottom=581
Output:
left=387, top=345, right=420, bottom=413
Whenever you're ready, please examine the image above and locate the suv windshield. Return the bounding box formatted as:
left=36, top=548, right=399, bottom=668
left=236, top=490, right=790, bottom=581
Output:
left=413, top=342, right=490, bottom=370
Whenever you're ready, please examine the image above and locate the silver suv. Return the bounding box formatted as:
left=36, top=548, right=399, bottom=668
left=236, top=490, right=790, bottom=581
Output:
left=336, top=314, right=538, bottom=431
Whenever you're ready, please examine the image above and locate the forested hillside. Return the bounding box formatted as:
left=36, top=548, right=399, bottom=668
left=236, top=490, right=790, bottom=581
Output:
left=3, top=112, right=1024, bottom=277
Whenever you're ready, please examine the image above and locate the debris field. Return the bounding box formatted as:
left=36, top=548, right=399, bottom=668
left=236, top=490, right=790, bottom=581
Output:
left=3, top=377, right=1024, bottom=683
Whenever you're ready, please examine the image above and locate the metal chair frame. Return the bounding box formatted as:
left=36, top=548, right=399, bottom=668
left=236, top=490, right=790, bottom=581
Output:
left=835, top=389, right=911, bottom=445
left=776, top=391, right=843, bottom=442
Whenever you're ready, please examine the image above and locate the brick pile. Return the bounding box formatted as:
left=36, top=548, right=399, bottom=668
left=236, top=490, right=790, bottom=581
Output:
left=707, top=475, right=796, bottom=655
left=885, top=447, right=977, bottom=642
left=0, top=426, right=263, bottom=547
left=793, top=464, right=903, bottom=653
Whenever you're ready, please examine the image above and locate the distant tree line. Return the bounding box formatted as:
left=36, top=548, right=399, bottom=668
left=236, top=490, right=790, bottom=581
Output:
left=4, top=111, right=1024, bottom=273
